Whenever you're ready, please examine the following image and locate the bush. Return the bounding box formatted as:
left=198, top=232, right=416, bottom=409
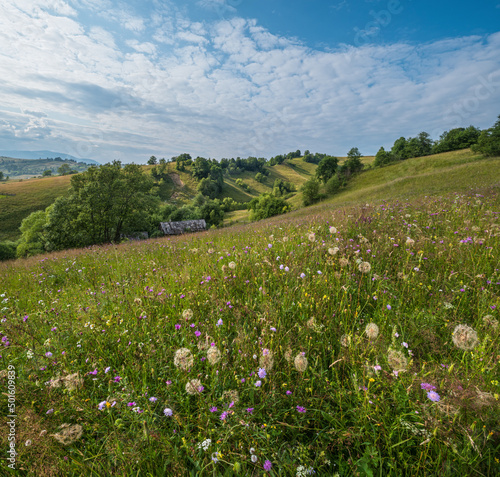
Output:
left=326, top=174, right=342, bottom=195
left=301, top=178, right=321, bottom=206
left=0, top=241, right=17, bottom=261
left=248, top=194, right=291, bottom=221
left=472, top=116, right=500, bottom=157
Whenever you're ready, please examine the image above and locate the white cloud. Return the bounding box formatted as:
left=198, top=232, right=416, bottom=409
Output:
left=0, top=0, right=499, bottom=162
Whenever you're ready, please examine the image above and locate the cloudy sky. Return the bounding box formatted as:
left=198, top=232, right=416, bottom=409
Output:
left=0, top=0, right=499, bottom=163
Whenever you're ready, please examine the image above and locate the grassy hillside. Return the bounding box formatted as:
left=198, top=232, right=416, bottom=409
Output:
left=0, top=156, right=90, bottom=180
left=0, top=175, right=72, bottom=241
left=1, top=183, right=499, bottom=475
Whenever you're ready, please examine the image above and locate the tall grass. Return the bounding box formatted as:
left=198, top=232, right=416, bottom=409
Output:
left=0, top=186, right=499, bottom=476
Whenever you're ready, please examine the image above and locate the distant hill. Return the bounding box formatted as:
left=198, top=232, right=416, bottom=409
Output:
left=0, top=150, right=100, bottom=165
left=0, top=157, right=92, bottom=180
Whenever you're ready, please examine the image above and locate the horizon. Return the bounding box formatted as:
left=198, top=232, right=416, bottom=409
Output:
left=0, top=0, right=499, bottom=164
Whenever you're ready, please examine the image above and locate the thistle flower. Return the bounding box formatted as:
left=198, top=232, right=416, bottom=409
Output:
left=365, top=323, right=379, bottom=340
left=186, top=379, right=203, bottom=395
left=207, top=346, right=221, bottom=365
left=388, top=349, right=408, bottom=373
left=174, top=348, right=194, bottom=370
left=452, top=324, right=479, bottom=351
left=358, top=262, right=371, bottom=273
left=294, top=353, right=308, bottom=373
left=52, top=424, right=83, bottom=446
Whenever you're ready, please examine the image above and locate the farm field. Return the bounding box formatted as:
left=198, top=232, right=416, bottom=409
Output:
left=0, top=179, right=499, bottom=475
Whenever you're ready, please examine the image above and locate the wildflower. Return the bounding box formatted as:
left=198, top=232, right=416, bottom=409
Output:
left=127, top=402, right=136, bottom=407
left=220, top=411, right=228, bottom=420
left=195, top=330, right=201, bottom=337
left=251, top=455, right=258, bottom=463
left=98, top=401, right=107, bottom=410
left=365, top=323, right=379, bottom=340
left=113, top=375, right=121, bottom=383
left=294, top=354, right=308, bottom=373
left=427, top=391, right=440, bottom=402
left=164, top=408, right=173, bottom=416
left=296, top=406, right=306, bottom=413
left=207, top=346, right=221, bottom=365
left=452, top=324, right=479, bottom=350
left=25, top=439, right=32, bottom=446
left=285, top=266, right=289, bottom=272
left=482, top=315, right=498, bottom=330
left=174, top=348, right=194, bottom=370
left=210, top=406, right=217, bottom=412
left=387, top=305, right=392, bottom=310
left=198, top=438, right=211, bottom=450
left=247, top=408, right=254, bottom=414
left=182, top=309, right=193, bottom=320
left=258, top=368, right=267, bottom=379
left=216, top=318, right=223, bottom=326
left=45, top=352, right=53, bottom=358
left=328, top=247, right=339, bottom=255
left=259, top=349, right=275, bottom=371
left=104, top=367, right=111, bottom=374
left=300, top=273, right=306, bottom=279
left=46, top=409, right=54, bottom=414
left=406, top=238, right=415, bottom=246
left=339, top=257, right=349, bottom=267
left=340, top=334, right=351, bottom=347
left=329, top=226, right=337, bottom=234
left=149, top=397, right=157, bottom=403
left=270, top=326, right=276, bottom=332
left=175, top=324, right=181, bottom=330
left=52, top=424, right=83, bottom=446
left=420, top=383, right=436, bottom=391
left=286, top=390, right=292, bottom=395
left=228, top=261, right=236, bottom=269
left=308, top=233, right=315, bottom=242
left=264, top=460, right=272, bottom=471
left=27, top=349, right=34, bottom=359
left=358, top=262, right=371, bottom=273
left=222, top=390, right=239, bottom=403
left=255, top=380, right=262, bottom=387
left=373, top=365, right=382, bottom=372
left=388, top=349, right=408, bottom=373
left=186, top=379, right=203, bottom=395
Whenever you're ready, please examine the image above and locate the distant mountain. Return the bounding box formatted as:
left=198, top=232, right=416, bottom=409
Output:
left=0, top=150, right=100, bottom=165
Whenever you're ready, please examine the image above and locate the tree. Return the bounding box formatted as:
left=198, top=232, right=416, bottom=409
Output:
left=255, top=172, right=265, bottom=183
left=147, top=156, right=158, bottom=165
left=391, top=137, right=409, bottom=160
left=433, top=126, right=481, bottom=154
left=199, top=199, right=224, bottom=227
left=301, top=178, right=321, bottom=206
left=42, top=169, right=52, bottom=177
left=248, top=194, right=291, bottom=221
left=0, top=171, right=3, bottom=181
left=16, top=210, right=47, bottom=257
left=316, top=156, right=339, bottom=183
left=374, top=147, right=395, bottom=167
left=472, top=116, right=500, bottom=157
left=57, top=163, right=72, bottom=175
left=198, top=178, right=219, bottom=199
left=326, top=174, right=342, bottom=195
left=192, top=157, right=211, bottom=180
left=47, top=161, right=158, bottom=247
left=340, top=148, right=364, bottom=177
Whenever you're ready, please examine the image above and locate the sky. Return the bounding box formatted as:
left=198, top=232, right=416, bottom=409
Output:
left=0, top=0, right=499, bottom=164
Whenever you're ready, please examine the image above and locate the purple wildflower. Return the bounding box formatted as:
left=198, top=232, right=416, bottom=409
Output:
left=427, top=391, right=440, bottom=402
left=296, top=406, right=306, bottom=413
left=264, top=460, right=272, bottom=471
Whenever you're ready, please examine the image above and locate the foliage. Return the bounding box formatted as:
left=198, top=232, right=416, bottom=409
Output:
left=432, top=126, right=481, bottom=154
left=374, top=147, right=396, bottom=167
left=57, top=163, right=76, bottom=176
left=247, top=193, right=291, bottom=221
left=472, top=115, right=500, bottom=157
left=42, top=169, right=52, bottom=177
left=254, top=172, right=265, bottom=183
left=301, top=178, right=321, bottom=206
left=0, top=240, right=17, bottom=260
left=315, top=156, right=339, bottom=183
left=147, top=156, right=158, bottom=165
left=16, top=210, right=47, bottom=257
left=326, top=173, right=342, bottom=195
left=272, top=178, right=295, bottom=197
left=339, top=148, right=364, bottom=177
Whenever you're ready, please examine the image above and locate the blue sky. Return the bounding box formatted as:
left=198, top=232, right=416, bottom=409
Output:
left=0, top=0, right=499, bottom=163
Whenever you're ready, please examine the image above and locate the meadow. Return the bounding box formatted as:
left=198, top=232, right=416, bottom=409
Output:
left=0, top=183, right=499, bottom=475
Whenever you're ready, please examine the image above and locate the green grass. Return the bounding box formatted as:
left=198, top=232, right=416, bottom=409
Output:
left=1, top=179, right=499, bottom=475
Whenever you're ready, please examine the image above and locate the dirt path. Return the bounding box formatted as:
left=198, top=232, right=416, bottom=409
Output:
left=169, top=173, right=184, bottom=187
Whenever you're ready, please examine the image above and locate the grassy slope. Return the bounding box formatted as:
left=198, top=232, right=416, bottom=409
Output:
left=0, top=175, right=72, bottom=241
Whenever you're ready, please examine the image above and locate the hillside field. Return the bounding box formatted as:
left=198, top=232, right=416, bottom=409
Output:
left=0, top=149, right=499, bottom=475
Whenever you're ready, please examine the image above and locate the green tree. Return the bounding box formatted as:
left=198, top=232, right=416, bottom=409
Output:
left=16, top=210, right=47, bottom=257
left=147, top=156, right=158, bottom=165
left=301, top=178, right=321, bottom=206
left=0, top=171, right=4, bottom=181
left=326, top=174, right=342, bottom=195
left=472, top=116, right=500, bottom=157
left=198, top=178, right=219, bottom=199
left=0, top=240, right=17, bottom=261
left=316, top=156, right=339, bottom=183
left=391, top=137, right=409, bottom=160
left=192, top=157, right=211, bottom=180
left=57, top=163, right=72, bottom=175
left=46, top=161, right=158, bottom=247
left=255, top=172, right=265, bottom=183
left=433, top=126, right=481, bottom=154
left=42, top=169, right=52, bottom=177
left=248, top=194, right=290, bottom=221
left=199, top=199, right=224, bottom=227
left=374, top=147, right=395, bottom=167
left=340, top=148, right=364, bottom=177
